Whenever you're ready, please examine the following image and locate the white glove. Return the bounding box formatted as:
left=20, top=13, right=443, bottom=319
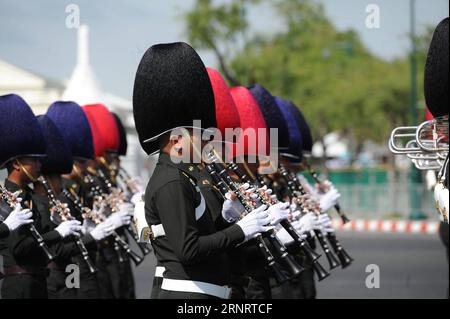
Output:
left=296, top=212, right=321, bottom=235
left=289, top=202, right=297, bottom=212
left=267, top=202, right=290, bottom=225
left=130, top=191, right=145, bottom=206
left=319, top=188, right=341, bottom=213
left=221, top=192, right=245, bottom=223
left=318, top=213, right=334, bottom=233
left=236, top=205, right=274, bottom=241
left=81, top=218, right=97, bottom=235
left=90, top=221, right=115, bottom=241
left=106, top=210, right=132, bottom=229
left=118, top=203, right=134, bottom=217
left=3, top=205, right=33, bottom=232
left=291, top=210, right=302, bottom=220
left=55, top=220, right=82, bottom=238
left=291, top=219, right=308, bottom=235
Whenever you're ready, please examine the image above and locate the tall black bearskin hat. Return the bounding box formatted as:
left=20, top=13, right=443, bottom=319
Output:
left=248, top=84, right=290, bottom=150
left=0, top=94, right=46, bottom=169
left=274, top=97, right=303, bottom=162
left=424, top=18, right=449, bottom=118
left=36, top=115, right=74, bottom=175
left=133, top=42, right=217, bottom=155
left=288, top=102, right=313, bottom=153
left=46, top=101, right=95, bottom=160
left=112, top=113, right=128, bottom=156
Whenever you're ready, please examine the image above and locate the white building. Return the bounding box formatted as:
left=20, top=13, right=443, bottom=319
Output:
left=0, top=25, right=150, bottom=181
left=0, top=59, right=64, bottom=115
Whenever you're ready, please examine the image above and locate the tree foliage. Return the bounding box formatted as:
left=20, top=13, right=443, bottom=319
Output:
left=184, top=0, right=433, bottom=147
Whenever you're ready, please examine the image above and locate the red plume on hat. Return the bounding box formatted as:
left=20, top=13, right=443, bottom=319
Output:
left=82, top=104, right=120, bottom=153
left=82, top=105, right=107, bottom=157
left=206, top=68, right=240, bottom=135
left=425, top=107, right=434, bottom=121
left=229, top=86, right=269, bottom=159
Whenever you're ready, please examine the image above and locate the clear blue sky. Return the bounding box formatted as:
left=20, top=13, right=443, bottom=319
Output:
left=0, top=0, right=448, bottom=100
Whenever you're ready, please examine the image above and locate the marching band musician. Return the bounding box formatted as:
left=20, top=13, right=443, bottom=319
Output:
left=226, top=85, right=286, bottom=299
left=424, top=17, right=449, bottom=295
left=81, top=104, right=135, bottom=299
left=31, top=114, right=94, bottom=298
left=133, top=42, right=275, bottom=299
left=0, top=94, right=82, bottom=299
left=46, top=101, right=117, bottom=299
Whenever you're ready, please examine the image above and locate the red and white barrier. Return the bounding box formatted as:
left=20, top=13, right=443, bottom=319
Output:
left=331, top=219, right=440, bottom=235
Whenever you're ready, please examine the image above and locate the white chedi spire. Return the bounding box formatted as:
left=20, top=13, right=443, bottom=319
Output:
left=62, top=24, right=103, bottom=105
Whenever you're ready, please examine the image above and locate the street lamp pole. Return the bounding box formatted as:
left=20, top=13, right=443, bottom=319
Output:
left=408, top=0, right=424, bottom=220
left=410, top=0, right=418, bottom=126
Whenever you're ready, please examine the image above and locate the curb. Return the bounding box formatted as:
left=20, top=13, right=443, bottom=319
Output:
left=331, top=219, right=440, bottom=235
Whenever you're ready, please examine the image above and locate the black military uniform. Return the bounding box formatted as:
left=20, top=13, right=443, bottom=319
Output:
left=269, top=180, right=317, bottom=299
left=0, top=206, right=10, bottom=238
left=0, top=199, right=11, bottom=239
left=0, top=204, right=8, bottom=280
left=33, top=190, right=97, bottom=299
left=0, top=180, right=61, bottom=299
left=97, top=164, right=136, bottom=300
left=145, top=153, right=244, bottom=299
left=0, top=223, right=9, bottom=239
left=61, top=177, right=102, bottom=299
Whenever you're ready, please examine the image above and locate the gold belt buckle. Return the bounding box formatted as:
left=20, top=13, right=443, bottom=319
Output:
left=143, top=226, right=154, bottom=242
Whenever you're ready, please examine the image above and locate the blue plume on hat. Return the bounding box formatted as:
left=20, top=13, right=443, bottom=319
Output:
left=287, top=102, right=313, bottom=153
left=46, top=101, right=94, bottom=160
left=0, top=94, right=46, bottom=168
left=274, top=97, right=303, bottom=162
left=36, top=115, right=74, bottom=175
left=248, top=84, right=290, bottom=150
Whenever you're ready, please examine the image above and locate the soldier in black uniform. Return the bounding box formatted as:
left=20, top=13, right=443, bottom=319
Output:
left=0, top=94, right=82, bottom=299
left=133, top=42, right=273, bottom=299
left=83, top=103, right=138, bottom=300
left=47, top=101, right=114, bottom=299
left=32, top=114, right=102, bottom=299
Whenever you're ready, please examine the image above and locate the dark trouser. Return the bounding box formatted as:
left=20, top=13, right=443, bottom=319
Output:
left=159, top=289, right=220, bottom=299
left=1, top=274, right=48, bottom=299
left=244, top=274, right=272, bottom=299
left=96, top=245, right=119, bottom=299
left=96, top=248, right=135, bottom=299
left=439, top=221, right=449, bottom=259
left=271, top=262, right=316, bottom=299
left=271, top=243, right=317, bottom=299
left=439, top=221, right=449, bottom=298
left=47, top=268, right=77, bottom=299
left=151, top=276, right=162, bottom=299
left=242, top=242, right=272, bottom=299
left=76, top=259, right=101, bottom=299
left=118, top=258, right=135, bottom=299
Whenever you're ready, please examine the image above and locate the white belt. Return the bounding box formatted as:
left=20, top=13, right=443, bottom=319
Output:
left=161, top=278, right=231, bottom=299
left=154, top=266, right=165, bottom=278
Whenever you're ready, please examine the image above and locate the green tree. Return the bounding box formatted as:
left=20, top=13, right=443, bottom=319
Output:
left=184, top=0, right=260, bottom=85
left=184, top=0, right=434, bottom=157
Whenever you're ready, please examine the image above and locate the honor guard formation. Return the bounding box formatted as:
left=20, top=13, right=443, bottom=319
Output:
left=0, top=17, right=448, bottom=299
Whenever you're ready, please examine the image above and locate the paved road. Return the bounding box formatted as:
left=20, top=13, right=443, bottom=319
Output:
left=1, top=231, right=447, bottom=299
left=134, top=231, right=448, bottom=299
